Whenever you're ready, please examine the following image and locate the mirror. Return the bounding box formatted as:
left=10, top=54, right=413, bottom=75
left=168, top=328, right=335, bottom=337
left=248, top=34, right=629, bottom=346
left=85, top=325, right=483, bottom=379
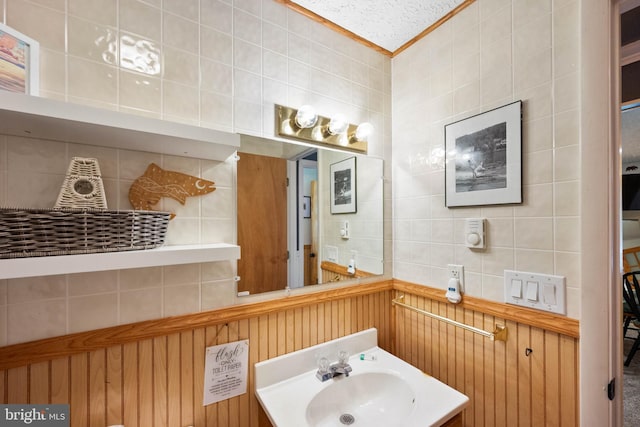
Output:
left=622, top=105, right=640, bottom=219
left=236, top=135, right=384, bottom=296
left=622, top=106, right=640, bottom=253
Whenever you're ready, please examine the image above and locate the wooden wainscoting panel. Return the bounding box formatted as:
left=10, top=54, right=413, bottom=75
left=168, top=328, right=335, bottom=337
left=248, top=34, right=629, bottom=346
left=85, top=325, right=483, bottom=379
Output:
left=50, top=358, right=69, bottom=405
left=122, top=342, right=138, bottom=427
left=560, top=334, right=579, bottom=426
left=193, top=328, right=207, bottom=427
left=89, top=349, right=106, bottom=427
left=482, top=313, right=496, bottom=427
left=105, top=345, right=122, bottom=426
left=180, top=332, right=194, bottom=426
left=29, top=361, right=49, bottom=404
left=153, top=336, right=168, bottom=427
left=530, top=326, right=546, bottom=427
left=0, top=286, right=392, bottom=426
left=138, top=339, right=154, bottom=427
left=7, top=366, right=27, bottom=403
left=0, top=370, right=4, bottom=404
left=393, top=289, right=580, bottom=427
left=70, top=353, right=88, bottom=427
left=167, top=333, right=181, bottom=427
left=0, top=282, right=575, bottom=427
left=516, top=322, right=531, bottom=426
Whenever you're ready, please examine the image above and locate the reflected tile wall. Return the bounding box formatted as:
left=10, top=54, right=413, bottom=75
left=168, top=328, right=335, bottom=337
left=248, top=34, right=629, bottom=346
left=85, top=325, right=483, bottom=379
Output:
left=1, top=0, right=391, bottom=345
left=391, top=0, right=581, bottom=318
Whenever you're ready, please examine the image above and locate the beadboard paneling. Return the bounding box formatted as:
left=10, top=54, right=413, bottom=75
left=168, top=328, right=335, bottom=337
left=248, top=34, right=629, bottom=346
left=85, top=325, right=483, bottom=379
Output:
left=392, top=290, right=580, bottom=427
left=0, top=280, right=579, bottom=427
left=0, top=287, right=393, bottom=427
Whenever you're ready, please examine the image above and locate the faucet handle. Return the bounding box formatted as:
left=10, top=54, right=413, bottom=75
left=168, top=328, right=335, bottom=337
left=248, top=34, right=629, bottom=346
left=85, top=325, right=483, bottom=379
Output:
left=318, top=356, right=330, bottom=373
left=316, top=356, right=334, bottom=382
left=338, top=350, right=349, bottom=365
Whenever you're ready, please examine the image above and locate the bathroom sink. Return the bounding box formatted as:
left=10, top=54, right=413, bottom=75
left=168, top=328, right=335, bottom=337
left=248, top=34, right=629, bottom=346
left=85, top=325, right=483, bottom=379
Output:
left=254, top=328, right=468, bottom=427
left=305, top=372, right=415, bottom=426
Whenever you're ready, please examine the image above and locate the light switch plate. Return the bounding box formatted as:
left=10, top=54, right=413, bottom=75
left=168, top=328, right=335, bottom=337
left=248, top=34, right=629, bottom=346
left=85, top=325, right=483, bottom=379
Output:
left=325, top=245, right=338, bottom=263
left=504, top=270, right=566, bottom=315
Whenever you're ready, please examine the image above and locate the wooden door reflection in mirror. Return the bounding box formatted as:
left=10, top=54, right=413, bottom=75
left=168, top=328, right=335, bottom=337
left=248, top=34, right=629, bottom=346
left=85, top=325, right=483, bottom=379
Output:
left=237, top=152, right=288, bottom=294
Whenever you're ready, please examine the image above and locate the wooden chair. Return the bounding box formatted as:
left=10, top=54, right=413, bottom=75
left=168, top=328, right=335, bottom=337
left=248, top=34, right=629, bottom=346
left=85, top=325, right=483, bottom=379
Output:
left=623, top=246, right=640, bottom=273
left=622, top=272, right=640, bottom=366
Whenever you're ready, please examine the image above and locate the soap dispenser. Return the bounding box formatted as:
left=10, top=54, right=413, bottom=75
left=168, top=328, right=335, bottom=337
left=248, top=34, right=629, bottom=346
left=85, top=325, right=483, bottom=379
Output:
left=347, top=258, right=356, bottom=275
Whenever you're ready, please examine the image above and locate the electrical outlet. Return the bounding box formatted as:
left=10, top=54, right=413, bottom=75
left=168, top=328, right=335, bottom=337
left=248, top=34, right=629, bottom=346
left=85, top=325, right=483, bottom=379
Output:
left=447, top=264, right=464, bottom=287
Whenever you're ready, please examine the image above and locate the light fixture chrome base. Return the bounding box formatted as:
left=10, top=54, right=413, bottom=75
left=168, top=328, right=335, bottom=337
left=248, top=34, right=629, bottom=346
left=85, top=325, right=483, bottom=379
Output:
left=275, top=104, right=368, bottom=154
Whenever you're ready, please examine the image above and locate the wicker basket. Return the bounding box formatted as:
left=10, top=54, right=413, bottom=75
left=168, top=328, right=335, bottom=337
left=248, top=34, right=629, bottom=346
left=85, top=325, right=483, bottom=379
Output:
left=55, top=157, right=108, bottom=210
left=0, top=208, right=171, bottom=259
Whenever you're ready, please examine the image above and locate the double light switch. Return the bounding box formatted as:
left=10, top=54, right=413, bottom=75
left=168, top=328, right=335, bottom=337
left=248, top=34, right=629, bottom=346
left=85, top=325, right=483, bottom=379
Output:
left=504, top=270, right=565, bottom=315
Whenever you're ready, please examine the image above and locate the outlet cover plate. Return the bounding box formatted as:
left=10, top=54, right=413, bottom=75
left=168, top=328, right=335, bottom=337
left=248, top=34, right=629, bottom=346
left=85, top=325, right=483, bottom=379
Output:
left=447, top=264, right=464, bottom=287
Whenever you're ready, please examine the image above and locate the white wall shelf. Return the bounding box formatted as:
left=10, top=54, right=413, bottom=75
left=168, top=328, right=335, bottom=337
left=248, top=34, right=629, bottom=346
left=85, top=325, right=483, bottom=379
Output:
left=0, top=92, right=240, bottom=161
left=0, top=93, right=242, bottom=279
left=0, top=243, right=241, bottom=280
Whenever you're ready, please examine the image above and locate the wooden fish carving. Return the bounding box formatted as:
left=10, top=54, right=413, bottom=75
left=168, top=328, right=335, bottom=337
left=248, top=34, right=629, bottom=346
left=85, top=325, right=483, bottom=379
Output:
left=129, top=163, right=216, bottom=214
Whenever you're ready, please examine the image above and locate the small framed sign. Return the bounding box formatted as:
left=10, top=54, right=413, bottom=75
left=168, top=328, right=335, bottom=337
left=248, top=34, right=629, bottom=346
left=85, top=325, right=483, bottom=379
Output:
left=0, top=23, right=39, bottom=95
left=445, top=101, right=522, bottom=207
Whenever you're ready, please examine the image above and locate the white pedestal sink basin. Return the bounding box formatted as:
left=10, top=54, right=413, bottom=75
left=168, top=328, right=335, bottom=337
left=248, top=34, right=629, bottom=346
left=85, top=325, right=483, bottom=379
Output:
left=255, top=328, right=469, bottom=427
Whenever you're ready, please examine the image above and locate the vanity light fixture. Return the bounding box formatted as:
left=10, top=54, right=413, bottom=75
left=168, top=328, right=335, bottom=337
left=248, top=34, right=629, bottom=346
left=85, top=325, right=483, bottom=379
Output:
left=294, top=105, right=318, bottom=129
left=351, top=122, right=374, bottom=143
left=275, top=104, right=370, bottom=153
left=327, top=114, right=349, bottom=135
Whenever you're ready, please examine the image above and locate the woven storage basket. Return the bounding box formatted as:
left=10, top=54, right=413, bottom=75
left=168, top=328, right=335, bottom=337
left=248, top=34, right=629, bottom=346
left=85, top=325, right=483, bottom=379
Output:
left=0, top=208, right=171, bottom=259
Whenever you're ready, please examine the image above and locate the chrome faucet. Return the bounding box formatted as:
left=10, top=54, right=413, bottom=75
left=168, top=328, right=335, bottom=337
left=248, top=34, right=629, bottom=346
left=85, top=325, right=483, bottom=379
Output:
left=316, top=350, right=352, bottom=381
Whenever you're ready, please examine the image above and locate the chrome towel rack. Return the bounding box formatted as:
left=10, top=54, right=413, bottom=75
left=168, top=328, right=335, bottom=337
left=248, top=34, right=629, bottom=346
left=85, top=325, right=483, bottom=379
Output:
left=392, top=295, right=508, bottom=342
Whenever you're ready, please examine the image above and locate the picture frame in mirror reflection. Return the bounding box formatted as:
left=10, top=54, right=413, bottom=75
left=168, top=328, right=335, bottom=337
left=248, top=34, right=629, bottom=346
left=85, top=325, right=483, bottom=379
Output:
left=0, top=23, right=39, bottom=96
left=303, top=196, right=311, bottom=218
left=444, top=100, right=522, bottom=207
left=330, top=156, right=357, bottom=214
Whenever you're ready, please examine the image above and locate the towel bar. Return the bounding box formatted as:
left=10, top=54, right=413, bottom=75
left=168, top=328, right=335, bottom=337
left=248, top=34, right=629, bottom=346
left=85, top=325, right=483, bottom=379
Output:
left=392, top=295, right=508, bottom=342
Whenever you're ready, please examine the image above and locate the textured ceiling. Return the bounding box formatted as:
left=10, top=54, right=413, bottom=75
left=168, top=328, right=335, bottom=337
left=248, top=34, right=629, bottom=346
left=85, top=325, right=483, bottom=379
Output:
left=290, top=0, right=467, bottom=52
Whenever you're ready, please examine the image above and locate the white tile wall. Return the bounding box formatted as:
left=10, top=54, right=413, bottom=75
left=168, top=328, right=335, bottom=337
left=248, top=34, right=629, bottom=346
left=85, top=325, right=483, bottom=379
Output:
left=0, top=0, right=391, bottom=345
left=392, top=0, right=581, bottom=319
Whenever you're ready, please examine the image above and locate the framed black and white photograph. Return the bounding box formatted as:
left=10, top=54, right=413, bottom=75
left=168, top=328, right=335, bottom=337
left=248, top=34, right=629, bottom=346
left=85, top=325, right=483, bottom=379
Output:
left=0, top=23, right=39, bottom=95
left=445, top=100, right=522, bottom=207
left=330, top=156, right=356, bottom=214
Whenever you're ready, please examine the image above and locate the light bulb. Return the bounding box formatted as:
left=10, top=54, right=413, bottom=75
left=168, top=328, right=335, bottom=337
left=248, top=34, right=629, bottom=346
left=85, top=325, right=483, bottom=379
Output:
left=311, top=125, right=324, bottom=141
left=328, top=114, right=349, bottom=135
left=354, top=122, right=374, bottom=142
left=294, top=105, right=318, bottom=129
